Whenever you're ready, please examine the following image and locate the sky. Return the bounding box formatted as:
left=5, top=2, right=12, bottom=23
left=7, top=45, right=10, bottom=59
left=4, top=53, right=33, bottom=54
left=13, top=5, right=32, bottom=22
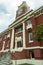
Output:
left=0, top=0, right=43, bottom=33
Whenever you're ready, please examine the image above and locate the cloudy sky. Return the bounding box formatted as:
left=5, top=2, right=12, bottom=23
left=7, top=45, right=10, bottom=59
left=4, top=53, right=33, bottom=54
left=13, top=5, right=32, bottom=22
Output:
left=0, top=0, right=43, bottom=33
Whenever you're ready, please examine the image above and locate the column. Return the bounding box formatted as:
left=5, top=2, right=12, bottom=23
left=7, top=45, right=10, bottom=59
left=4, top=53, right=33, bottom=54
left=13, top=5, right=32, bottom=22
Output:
left=23, top=22, right=26, bottom=48
left=10, top=28, right=14, bottom=50
left=15, top=37, right=17, bottom=49
left=2, top=41, right=5, bottom=51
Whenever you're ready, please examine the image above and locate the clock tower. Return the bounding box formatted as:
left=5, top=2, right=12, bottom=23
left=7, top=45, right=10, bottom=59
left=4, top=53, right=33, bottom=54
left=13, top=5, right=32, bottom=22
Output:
left=16, top=1, right=30, bottom=18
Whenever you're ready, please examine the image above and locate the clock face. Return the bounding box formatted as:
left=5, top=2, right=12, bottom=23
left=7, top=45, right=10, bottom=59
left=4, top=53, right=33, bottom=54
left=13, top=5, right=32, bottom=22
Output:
left=18, top=9, right=22, bottom=15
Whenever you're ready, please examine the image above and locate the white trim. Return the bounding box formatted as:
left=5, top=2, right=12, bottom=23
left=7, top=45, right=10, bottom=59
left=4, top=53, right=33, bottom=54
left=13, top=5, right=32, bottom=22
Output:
left=25, top=46, right=43, bottom=49
left=15, top=31, right=23, bottom=34
left=0, top=46, right=43, bottom=52
left=2, top=41, right=5, bottom=51
left=15, top=37, right=17, bottom=49
left=9, top=7, right=43, bottom=29
left=26, top=24, right=32, bottom=29
left=15, top=47, right=23, bottom=52
left=7, top=33, right=10, bottom=38
left=0, top=49, right=9, bottom=52
left=9, top=11, right=33, bottom=28
left=0, top=6, right=43, bottom=36
left=29, top=41, right=33, bottom=43
left=26, top=20, right=32, bottom=29
left=10, top=48, right=23, bottom=52
left=23, top=22, right=26, bottom=48
left=35, top=13, right=43, bottom=17
left=12, top=59, right=43, bottom=65
left=10, top=28, right=14, bottom=49
left=15, top=36, right=22, bottom=42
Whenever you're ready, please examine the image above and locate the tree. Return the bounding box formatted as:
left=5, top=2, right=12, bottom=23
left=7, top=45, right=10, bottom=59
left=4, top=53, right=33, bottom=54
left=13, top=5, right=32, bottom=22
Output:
left=34, top=24, right=43, bottom=42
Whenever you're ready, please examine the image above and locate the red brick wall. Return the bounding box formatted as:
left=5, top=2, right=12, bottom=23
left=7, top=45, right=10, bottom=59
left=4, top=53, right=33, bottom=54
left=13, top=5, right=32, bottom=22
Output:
left=0, top=30, right=12, bottom=50
left=11, top=50, right=30, bottom=60
left=4, top=30, right=12, bottom=50
left=34, top=49, right=43, bottom=60
left=0, top=49, right=43, bottom=60
left=25, top=14, right=43, bottom=47
left=11, top=49, right=43, bottom=60
left=35, top=14, right=43, bottom=25
left=11, top=50, right=25, bottom=60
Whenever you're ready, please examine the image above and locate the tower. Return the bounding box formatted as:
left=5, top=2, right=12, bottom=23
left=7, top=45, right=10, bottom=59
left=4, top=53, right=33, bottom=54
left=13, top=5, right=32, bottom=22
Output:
left=16, top=1, right=30, bottom=18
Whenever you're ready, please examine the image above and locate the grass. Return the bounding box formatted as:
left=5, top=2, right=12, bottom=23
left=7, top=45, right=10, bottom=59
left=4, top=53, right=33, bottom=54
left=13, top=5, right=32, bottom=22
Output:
left=19, top=63, right=33, bottom=65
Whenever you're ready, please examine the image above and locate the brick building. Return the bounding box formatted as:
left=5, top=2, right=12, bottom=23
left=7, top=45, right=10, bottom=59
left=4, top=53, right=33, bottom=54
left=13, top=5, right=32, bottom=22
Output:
left=0, top=1, right=43, bottom=65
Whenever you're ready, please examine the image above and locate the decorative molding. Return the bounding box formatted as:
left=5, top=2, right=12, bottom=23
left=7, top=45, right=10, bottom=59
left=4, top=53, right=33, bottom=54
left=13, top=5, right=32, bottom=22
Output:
left=34, top=6, right=43, bottom=16
left=12, top=59, right=43, bottom=65
left=0, top=46, right=43, bottom=52
left=25, top=46, right=43, bottom=49
left=0, top=6, right=43, bottom=36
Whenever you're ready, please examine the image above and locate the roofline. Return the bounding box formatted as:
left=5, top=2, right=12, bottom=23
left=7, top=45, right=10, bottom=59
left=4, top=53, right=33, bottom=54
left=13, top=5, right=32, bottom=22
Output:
left=9, top=9, right=33, bottom=27
left=9, top=6, right=43, bottom=28
left=0, top=6, right=43, bottom=37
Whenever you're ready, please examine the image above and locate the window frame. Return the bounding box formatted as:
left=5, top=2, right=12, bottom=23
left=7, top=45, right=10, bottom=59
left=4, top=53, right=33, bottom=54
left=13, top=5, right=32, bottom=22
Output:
left=29, top=32, right=33, bottom=43
left=26, top=20, right=32, bottom=29
left=18, top=9, right=23, bottom=15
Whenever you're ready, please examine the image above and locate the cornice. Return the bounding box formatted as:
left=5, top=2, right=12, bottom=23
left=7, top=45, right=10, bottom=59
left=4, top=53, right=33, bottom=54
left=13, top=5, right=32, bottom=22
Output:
left=9, top=6, right=43, bottom=28
left=0, top=6, right=43, bottom=36
left=9, top=10, right=33, bottom=28
left=34, top=6, right=43, bottom=16
left=9, top=10, right=33, bottom=27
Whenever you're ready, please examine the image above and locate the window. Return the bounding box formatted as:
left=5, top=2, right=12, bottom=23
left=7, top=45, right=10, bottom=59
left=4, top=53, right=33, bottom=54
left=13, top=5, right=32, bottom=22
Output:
left=27, top=20, right=32, bottom=29
left=17, top=41, right=23, bottom=48
left=7, top=33, right=10, bottom=38
left=15, top=26, right=23, bottom=33
left=17, top=36, right=23, bottom=48
left=18, top=27, right=22, bottom=32
left=30, top=50, right=34, bottom=58
left=18, top=9, right=22, bottom=15
left=29, top=32, right=33, bottom=42
left=15, top=36, right=23, bottom=48
left=27, top=20, right=32, bottom=25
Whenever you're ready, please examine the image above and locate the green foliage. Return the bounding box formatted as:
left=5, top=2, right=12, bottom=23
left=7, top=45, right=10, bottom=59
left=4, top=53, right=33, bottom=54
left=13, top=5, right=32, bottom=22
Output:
left=34, top=24, right=43, bottom=41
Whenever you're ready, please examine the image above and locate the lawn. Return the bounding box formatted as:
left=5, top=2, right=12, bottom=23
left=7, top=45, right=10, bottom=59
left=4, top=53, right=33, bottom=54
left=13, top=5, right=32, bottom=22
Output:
left=19, top=63, right=33, bottom=65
